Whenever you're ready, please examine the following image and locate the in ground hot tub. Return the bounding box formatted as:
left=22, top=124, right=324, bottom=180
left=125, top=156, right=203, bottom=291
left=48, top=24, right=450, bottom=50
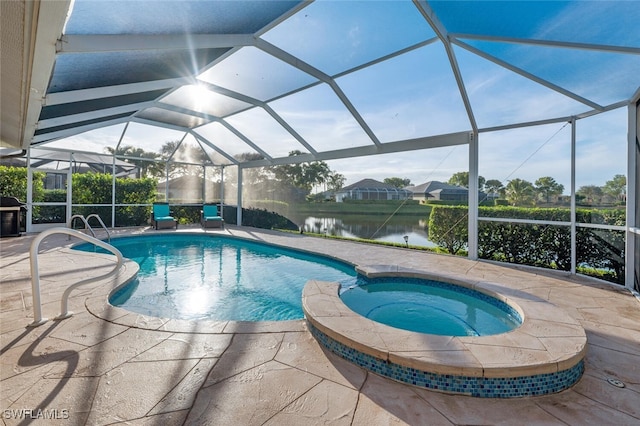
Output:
left=303, top=266, right=586, bottom=398
left=340, top=276, right=522, bottom=337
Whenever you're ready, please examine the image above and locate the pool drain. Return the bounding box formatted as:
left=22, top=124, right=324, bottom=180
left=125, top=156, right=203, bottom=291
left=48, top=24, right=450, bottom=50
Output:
left=607, top=378, right=625, bottom=388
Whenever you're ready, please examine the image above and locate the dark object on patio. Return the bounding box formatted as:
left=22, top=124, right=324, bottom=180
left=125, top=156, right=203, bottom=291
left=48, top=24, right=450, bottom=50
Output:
left=152, top=202, right=178, bottom=230
left=201, top=204, right=224, bottom=229
left=0, top=196, right=27, bottom=237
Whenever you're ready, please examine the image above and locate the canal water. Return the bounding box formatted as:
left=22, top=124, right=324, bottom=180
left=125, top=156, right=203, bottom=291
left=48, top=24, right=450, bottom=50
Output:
left=298, top=214, right=436, bottom=248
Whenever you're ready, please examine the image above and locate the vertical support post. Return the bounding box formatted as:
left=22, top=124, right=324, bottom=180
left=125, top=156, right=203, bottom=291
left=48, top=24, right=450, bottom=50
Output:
left=165, top=162, right=170, bottom=202
left=626, top=100, right=638, bottom=291
left=468, top=131, right=478, bottom=260
left=570, top=119, right=577, bottom=275
left=236, top=166, right=243, bottom=226
left=26, top=148, right=33, bottom=233
left=66, top=151, right=73, bottom=224
left=220, top=165, right=225, bottom=219
left=111, top=154, right=116, bottom=228
left=113, top=122, right=128, bottom=228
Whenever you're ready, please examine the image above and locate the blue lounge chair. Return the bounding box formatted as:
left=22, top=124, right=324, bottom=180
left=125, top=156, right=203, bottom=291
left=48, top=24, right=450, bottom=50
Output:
left=152, top=203, right=177, bottom=230
left=201, top=204, right=224, bottom=229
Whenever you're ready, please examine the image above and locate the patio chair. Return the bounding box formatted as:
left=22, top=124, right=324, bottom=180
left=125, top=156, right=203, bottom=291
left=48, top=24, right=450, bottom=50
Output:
left=152, top=202, right=178, bottom=230
left=201, top=204, right=224, bottom=229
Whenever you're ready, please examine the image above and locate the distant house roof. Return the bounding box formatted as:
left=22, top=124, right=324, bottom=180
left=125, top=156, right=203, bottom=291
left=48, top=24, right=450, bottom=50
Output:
left=3, top=150, right=138, bottom=177
left=157, top=175, right=203, bottom=190
left=406, top=181, right=465, bottom=196
left=341, top=178, right=401, bottom=191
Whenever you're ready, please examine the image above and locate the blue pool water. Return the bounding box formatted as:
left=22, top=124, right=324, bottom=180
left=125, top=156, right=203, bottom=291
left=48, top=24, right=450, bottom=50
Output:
left=76, top=234, right=357, bottom=321
left=340, top=277, right=522, bottom=336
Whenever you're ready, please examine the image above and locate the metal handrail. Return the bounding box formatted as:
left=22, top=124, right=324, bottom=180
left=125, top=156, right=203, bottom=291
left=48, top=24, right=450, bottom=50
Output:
left=67, top=213, right=111, bottom=243
left=67, top=214, right=97, bottom=239
left=28, top=227, right=124, bottom=327
left=86, top=213, right=111, bottom=243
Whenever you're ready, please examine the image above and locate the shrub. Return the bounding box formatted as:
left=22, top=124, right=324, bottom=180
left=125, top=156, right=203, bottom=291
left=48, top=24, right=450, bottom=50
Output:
left=71, top=173, right=157, bottom=226
left=428, top=206, right=468, bottom=254
left=0, top=165, right=45, bottom=202
left=429, top=205, right=625, bottom=284
left=222, top=206, right=298, bottom=230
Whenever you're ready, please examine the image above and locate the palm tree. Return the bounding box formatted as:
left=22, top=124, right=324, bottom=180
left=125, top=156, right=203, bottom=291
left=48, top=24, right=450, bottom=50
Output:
left=505, top=178, right=536, bottom=206
left=484, top=179, right=504, bottom=198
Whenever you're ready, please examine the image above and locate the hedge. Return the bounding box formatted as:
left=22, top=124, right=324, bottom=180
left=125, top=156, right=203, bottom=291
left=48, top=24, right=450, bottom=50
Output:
left=429, top=205, right=625, bottom=284
left=72, top=174, right=157, bottom=226
left=0, top=165, right=45, bottom=202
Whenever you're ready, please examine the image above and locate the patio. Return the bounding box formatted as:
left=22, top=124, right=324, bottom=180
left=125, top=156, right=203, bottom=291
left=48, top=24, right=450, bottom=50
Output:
left=1, top=226, right=638, bottom=425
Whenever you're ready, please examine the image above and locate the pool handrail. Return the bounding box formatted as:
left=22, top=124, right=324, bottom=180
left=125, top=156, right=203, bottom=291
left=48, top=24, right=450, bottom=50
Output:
left=86, top=213, right=111, bottom=243
left=68, top=214, right=97, bottom=239
left=67, top=213, right=111, bottom=243
left=28, top=227, right=124, bottom=327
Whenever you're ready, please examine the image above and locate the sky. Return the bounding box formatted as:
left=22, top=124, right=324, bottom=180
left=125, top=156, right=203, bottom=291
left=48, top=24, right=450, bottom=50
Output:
left=39, top=0, right=637, bottom=194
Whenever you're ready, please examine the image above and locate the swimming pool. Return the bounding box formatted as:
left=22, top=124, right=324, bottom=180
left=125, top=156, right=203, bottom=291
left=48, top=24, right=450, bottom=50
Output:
left=76, top=234, right=357, bottom=321
left=340, top=277, right=522, bottom=336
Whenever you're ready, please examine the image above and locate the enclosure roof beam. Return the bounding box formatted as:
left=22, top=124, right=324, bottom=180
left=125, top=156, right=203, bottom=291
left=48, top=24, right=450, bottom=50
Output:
left=32, top=116, right=131, bottom=144
left=453, top=39, right=605, bottom=111
left=197, top=82, right=318, bottom=155
left=449, top=33, right=640, bottom=55
left=240, top=131, right=471, bottom=168
left=191, top=132, right=239, bottom=165
left=130, top=117, right=190, bottom=133
left=254, top=38, right=382, bottom=148
left=37, top=101, right=156, bottom=129
left=413, top=0, right=478, bottom=133
left=213, top=118, right=273, bottom=162
left=44, top=78, right=194, bottom=106
left=56, top=34, right=254, bottom=53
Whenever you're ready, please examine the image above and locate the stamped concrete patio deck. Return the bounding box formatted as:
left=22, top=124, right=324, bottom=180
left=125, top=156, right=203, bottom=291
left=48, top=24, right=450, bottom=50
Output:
left=1, top=225, right=639, bottom=425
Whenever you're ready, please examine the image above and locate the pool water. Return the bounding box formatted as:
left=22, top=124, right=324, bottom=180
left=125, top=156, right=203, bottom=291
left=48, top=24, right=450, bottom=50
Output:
left=340, top=277, right=522, bottom=336
left=76, top=234, right=357, bottom=321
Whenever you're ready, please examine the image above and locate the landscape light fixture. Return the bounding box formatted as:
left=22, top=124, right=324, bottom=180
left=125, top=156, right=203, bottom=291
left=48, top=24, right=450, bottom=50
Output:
left=403, top=235, right=409, bottom=247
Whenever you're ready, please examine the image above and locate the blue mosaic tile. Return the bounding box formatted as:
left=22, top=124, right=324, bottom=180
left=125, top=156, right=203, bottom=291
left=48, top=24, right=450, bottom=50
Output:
left=309, top=322, right=584, bottom=398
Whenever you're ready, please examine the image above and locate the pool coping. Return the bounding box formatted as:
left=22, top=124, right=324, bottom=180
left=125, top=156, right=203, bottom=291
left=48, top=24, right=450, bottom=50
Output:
left=302, top=265, right=587, bottom=397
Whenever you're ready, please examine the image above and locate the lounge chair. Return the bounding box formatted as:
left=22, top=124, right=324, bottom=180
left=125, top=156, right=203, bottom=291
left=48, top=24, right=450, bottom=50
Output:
left=201, top=204, right=224, bottom=229
left=152, top=202, right=178, bottom=230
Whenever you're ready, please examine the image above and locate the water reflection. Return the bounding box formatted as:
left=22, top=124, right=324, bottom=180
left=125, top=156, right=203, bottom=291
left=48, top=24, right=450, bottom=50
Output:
left=300, top=215, right=435, bottom=248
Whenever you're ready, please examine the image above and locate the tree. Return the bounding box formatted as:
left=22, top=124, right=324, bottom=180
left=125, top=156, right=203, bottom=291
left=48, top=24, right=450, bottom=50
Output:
left=304, top=161, right=331, bottom=193
left=271, top=151, right=334, bottom=194
left=327, top=172, right=346, bottom=191
left=484, top=179, right=504, bottom=198
left=448, top=171, right=485, bottom=190
left=236, top=152, right=269, bottom=185
left=105, top=145, right=163, bottom=178
left=534, top=176, right=564, bottom=204
left=383, top=177, right=411, bottom=188
left=505, top=178, right=536, bottom=206
left=577, top=185, right=603, bottom=205
left=602, top=174, right=626, bottom=203
left=448, top=171, right=469, bottom=187
left=161, top=140, right=211, bottom=179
